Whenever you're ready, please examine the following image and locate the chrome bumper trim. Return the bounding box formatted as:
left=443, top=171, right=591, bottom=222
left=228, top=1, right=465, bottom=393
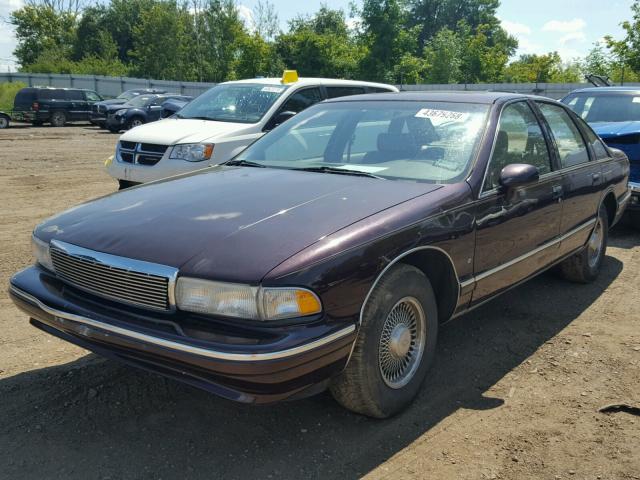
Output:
left=10, top=286, right=355, bottom=362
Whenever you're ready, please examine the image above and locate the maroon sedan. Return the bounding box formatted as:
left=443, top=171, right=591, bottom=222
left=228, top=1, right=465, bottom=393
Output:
left=9, top=92, right=630, bottom=418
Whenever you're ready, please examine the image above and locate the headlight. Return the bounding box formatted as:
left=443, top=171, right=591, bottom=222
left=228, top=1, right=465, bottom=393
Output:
left=169, top=143, right=214, bottom=162
left=175, top=277, right=322, bottom=321
left=115, top=109, right=127, bottom=116
left=31, top=235, right=53, bottom=271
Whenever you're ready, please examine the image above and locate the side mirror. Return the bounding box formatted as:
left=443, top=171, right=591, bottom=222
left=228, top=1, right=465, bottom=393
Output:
left=268, top=111, right=296, bottom=130
left=498, top=163, right=539, bottom=190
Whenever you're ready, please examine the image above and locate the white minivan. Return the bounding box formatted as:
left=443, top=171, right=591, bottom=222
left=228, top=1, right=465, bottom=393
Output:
left=106, top=73, right=398, bottom=188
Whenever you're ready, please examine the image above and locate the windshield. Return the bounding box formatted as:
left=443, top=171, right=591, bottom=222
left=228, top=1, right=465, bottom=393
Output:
left=124, top=95, right=156, bottom=108
left=117, top=91, right=140, bottom=101
left=234, top=101, right=489, bottom=183
left=563, top=93, right=640, bottom=123
left=177, top=83, right=288, bottom=123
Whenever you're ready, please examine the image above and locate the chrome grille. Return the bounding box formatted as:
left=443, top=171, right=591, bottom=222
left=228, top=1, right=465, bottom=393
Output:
left=118, top=142, right=168, bottom=166
left=50, top=241, right=176, bottom=311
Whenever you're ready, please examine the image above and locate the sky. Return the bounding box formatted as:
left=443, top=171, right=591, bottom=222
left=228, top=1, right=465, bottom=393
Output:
left=0, top=0, right=636, bottom=72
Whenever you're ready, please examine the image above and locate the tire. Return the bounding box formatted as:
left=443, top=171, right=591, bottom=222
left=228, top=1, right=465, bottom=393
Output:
left=0, top=115, right=9, bottom=129
left=330, top=264, right=438, bottom=418
left=108, top=126, right=120, bottom=133
left=557, top=203, right=608, bottom=283
left=50, top=111, right=67, bottom=127
left=32, top=120, right=43, bottom=126
left=126, top=117, right=144, bottom=130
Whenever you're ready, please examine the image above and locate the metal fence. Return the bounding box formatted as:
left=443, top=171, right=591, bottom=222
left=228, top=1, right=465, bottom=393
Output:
left=2, top=72, right=640, bottom=99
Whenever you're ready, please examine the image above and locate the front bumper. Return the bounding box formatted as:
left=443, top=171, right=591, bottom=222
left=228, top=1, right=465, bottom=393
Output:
left=106, top=115, right=125, bottom=130
left=90, top=112, right=107, bottom=126
left=9, top=266, right=356, bottom=404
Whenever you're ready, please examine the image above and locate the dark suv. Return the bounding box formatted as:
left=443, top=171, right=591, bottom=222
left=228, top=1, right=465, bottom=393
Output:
left=12, top=87, right=103, bottom=127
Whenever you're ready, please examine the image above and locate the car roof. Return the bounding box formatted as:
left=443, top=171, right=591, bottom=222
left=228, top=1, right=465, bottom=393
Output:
left=323, top=90, right=542, bottom=104
left=220, top=77, right=398, bottom=91
left=567, top=86, right=640, bottom=94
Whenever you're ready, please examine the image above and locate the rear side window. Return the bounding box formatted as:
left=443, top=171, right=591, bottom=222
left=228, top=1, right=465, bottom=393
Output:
left=484, top=101, right=552, bottom=191
left=67, top=90, right=84, bottom=101
left=326, top=86, right=366, bottom=99
left=576, top=118, right=610, bottom=160
left=279, top=88, right=323, bottom=113
left=368, top=87, right=394, bottom=93
left=14, top=89, right=37, bottom=104
left=38, top=89, right=68, bottom=101
left=537, top=102, right=590, bottom=168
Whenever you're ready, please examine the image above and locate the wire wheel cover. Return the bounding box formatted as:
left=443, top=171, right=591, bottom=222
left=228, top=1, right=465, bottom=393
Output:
left=378, top=296, right=426, bottom=389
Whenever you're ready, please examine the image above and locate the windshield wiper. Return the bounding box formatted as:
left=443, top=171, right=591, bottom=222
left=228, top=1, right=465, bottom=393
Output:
left=184, top=115, right=215, bottom=121
left=296, top=166, right=385, bottom=179
left=225, top=159, right=267, bottom=168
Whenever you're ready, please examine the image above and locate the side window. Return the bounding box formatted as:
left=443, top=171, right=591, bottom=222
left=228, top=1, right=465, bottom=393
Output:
left=367, top=87, right=394, bottom=93
left=326, top=86, right=366, bottom=99
left=68, top=90, right=84, bottom=101
left=483, top=102, right=552, bottom=191
left=579, top=121, right=610, bottom=160
left=537, top=102, right=589, bottom=168
left=278, top=87, right=323, bottom=114
left=85, top=91, right=101, bottom=102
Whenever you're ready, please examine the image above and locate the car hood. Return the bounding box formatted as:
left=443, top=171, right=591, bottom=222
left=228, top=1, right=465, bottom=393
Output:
left=119, top=118, right=257, bottom=145
left=35, top=167, right=441, bottom=282
left=591, top=121, right=640, bottom=138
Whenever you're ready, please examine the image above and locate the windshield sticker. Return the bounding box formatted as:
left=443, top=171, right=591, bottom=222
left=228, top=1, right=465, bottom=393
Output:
left=633, top=97, right=640, bottom=103
left=261, top=86, right=285, bottom=93
left=415, top=108, right=469, bottom=121
left=336, top=165, right=387, bottom=173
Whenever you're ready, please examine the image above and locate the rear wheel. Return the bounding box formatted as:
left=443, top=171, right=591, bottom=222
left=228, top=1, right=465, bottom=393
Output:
left=0, top=114, right=9, bottom=129
left=558, top=203, right=608, bottom=283
left=330, top=264, right=438, bottom=418
left=50, top=111, right=67, bottom=127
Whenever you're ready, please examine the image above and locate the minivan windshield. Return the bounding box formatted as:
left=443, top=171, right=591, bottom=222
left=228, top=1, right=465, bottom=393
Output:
left=563, top=93, right=640, bottom=123
left=177, top=83, right=288, bottom=123
left=233, top=100, right=489, bottom=183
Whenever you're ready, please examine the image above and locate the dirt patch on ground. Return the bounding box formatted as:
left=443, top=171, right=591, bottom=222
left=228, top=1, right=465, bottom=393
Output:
left=0, top=126, right=639, bottom=479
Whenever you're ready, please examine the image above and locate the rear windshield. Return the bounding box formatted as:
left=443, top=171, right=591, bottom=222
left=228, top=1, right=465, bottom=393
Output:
left=14, top=89, right=37, bottom=104
left=563, top=93, right=640, bottom=123
left=235, top=100, right=489, bottom=183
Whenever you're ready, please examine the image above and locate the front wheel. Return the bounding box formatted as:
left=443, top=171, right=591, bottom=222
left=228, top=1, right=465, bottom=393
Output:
left=126, top=117, right=144, bottom=130
left=558, top=203, right=608, bottom=283
left=0, top=115, right=9, bottom=129
left=330, top=264, right=438, bottom=418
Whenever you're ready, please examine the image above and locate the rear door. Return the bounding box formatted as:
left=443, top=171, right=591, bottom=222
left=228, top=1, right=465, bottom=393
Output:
left=265, top=87, right=324, bottom=130
left=472, top=100, right=563, bottom=303
left=534, top=101, right=603, bottom=256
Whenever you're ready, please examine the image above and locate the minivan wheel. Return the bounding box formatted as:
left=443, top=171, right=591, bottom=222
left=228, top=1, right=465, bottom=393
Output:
left=330, top=264, right=438, bottom=418
left=50, top=111, right=67, bottom=127
left=558, top=203, right=608, bottom=283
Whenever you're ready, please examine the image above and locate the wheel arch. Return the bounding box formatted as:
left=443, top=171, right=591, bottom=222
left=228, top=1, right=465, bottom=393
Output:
left=359, top=246, right=460, bottom=327
left=600, top=190, right=617, bottom=228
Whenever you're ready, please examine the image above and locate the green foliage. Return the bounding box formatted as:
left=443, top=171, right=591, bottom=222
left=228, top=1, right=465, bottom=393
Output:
left=275, top=7, right=362, bottom=78
left=0, top=82, right=27, bottom=112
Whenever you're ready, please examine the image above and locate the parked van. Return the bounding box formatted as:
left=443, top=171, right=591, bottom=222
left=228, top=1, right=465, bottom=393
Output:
left=12, top=87, right=103, bottom=127
left=106, top=72, right=398, bottom=189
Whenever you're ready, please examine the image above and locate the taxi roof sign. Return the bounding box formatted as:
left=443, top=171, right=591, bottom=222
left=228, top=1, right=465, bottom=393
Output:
left=281, top=70, right=299, bottom=84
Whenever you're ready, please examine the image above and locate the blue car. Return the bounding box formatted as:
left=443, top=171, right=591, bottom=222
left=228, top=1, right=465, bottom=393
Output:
left=106, top=94, right=193, bottom=132
left=562, top=87, right=640, bottom=225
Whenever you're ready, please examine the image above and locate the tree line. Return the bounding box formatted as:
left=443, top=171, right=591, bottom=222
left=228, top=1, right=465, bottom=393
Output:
left=9, top=0, right=640, bottom=84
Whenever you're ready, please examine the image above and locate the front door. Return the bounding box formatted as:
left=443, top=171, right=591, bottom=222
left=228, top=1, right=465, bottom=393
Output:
left=472, top=101, right=563, bottom=303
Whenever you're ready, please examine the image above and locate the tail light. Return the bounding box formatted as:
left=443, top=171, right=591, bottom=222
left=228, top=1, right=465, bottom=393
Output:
left=31, top=102, right=39, bottom=111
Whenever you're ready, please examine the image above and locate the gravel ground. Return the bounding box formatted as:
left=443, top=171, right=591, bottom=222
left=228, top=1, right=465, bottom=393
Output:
left=0, top=125, right=639, bottom=480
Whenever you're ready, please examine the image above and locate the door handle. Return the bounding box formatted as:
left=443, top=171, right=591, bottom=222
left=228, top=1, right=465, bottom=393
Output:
left=592, top=172, right=601, bottom=183
left=552, top=185, right=563, bottom=201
